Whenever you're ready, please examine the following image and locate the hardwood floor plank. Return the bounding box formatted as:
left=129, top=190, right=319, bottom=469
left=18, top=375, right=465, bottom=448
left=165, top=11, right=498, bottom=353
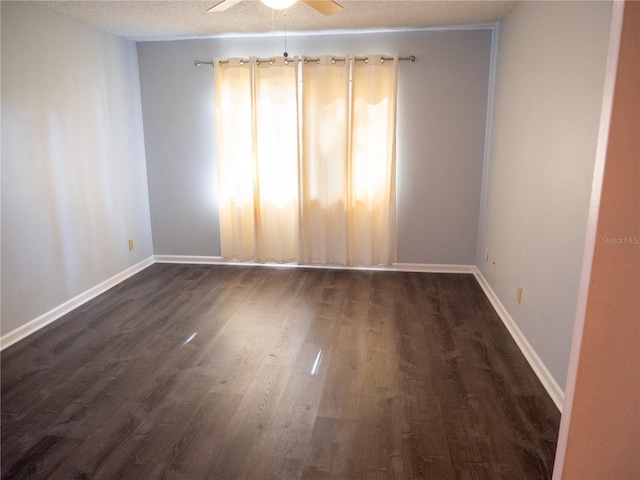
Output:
left=47, top=400, right=147, bottom=479
left=2, top=435, right=82, bottom=479
left=316, top=323, right=366, bottom=420
left=244, top=456, right=304, bottom=480
left=149, top=392, right=243, bottom=480
left=258, top=342, right=330, bottom=460
left=1, top=265, right=560, bottom=479
left=302, top=416, right=359, bottom=479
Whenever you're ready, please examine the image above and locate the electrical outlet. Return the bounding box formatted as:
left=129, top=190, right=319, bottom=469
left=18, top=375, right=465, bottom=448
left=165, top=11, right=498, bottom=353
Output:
left=517, top=286, right=523, bottom=304
left=128, top=239, right=134, bottom=251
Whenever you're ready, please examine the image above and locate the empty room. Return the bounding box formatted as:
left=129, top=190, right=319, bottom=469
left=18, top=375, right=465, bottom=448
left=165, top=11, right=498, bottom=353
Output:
left=1, top=1, right=638, bottom=479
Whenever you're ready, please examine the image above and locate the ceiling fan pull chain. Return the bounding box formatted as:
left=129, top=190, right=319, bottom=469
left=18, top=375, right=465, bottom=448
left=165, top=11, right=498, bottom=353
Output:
left=283, top=10, right=289, bottom=58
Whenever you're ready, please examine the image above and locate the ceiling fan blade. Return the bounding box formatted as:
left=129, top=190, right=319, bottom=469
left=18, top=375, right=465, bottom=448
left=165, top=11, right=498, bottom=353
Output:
left=302, top=0, right=343, bottom=16
left=208, top=0, right=243, bottom=13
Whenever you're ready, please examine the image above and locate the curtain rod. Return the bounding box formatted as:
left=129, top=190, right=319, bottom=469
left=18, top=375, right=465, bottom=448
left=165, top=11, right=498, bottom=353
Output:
left=194, top=55, right=415, bottom=67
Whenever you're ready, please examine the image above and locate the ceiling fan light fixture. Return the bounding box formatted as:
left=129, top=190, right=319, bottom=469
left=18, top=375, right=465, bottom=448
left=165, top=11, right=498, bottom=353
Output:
left=261, top=0, right=297, bottom=10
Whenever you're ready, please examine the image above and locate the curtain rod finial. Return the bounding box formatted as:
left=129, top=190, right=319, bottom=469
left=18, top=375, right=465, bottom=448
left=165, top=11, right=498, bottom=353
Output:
left=194, top=60, right=203, bottom=67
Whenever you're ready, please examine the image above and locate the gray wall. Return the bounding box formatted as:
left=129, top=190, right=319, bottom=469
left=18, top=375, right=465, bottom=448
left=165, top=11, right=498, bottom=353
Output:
left=1, top=2, right=154, bottom=334
left=477, top=1, right=613, bottom=390
left=137, top=29, right=492, bottom=264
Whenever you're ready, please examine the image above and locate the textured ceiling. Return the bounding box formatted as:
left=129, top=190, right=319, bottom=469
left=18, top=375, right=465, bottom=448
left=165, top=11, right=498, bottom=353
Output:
left=31, top=0, right=518, bottom=41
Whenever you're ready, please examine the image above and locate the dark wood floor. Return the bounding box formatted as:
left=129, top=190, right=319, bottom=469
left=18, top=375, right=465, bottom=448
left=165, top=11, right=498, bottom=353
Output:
left=1, top=264, right=560, bottom=479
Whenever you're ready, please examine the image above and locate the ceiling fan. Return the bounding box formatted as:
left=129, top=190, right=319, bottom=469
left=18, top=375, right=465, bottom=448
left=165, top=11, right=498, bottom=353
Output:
left=208, top=0, right=343, bottom=16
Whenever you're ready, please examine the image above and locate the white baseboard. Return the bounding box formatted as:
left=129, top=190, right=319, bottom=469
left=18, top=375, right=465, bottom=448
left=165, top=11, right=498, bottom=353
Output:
left=154, top=255, right=225, bottom=265
left=393, top=263, right=475, bottom=274
left=154, top=255, right=474, bottom=274
left=0, top=256, right=155, bottom=351
left=472, top=267, right=564, bottom=411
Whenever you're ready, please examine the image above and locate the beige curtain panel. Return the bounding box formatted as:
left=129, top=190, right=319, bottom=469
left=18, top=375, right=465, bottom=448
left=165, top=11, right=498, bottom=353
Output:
left=214, top=58, right=255, bottom=261
left=300, top=56, right=350, bottom=265
left=214, top=54, right=398, bottom=267
left=253, top=58, right=300, bottom=263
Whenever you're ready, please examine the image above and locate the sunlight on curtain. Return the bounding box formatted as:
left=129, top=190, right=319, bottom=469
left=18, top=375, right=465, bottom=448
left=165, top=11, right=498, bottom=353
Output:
left=254, top=58, right=300, bottom=263
left=214, top=57, right=300, bottom=263
left=214, top=54, right=398, bottom=266
left=349, top=56, right=398, bottom=266
left=214, top=58, right=255, bottom=261
left=301, top=57, right=350, bottom=264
